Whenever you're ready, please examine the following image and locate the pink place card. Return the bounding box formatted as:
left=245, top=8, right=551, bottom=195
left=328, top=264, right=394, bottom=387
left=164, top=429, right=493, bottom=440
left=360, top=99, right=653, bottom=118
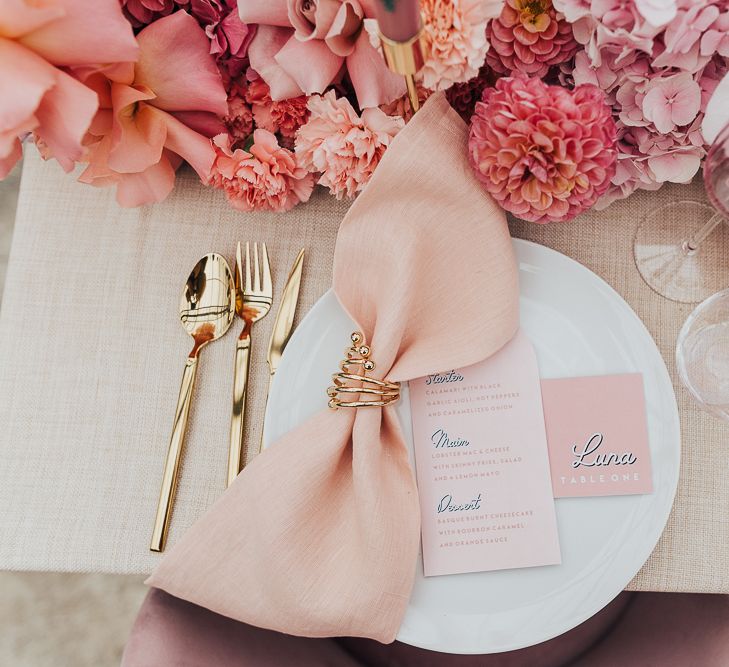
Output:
left=409, top=330, right=561, bottom=578
left=540, top=374, right=652, bottom=498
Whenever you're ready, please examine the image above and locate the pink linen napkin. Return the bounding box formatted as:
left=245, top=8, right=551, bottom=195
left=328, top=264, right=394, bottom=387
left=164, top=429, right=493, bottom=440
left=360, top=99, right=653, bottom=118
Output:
left=147, top=92, right=519, bottom=643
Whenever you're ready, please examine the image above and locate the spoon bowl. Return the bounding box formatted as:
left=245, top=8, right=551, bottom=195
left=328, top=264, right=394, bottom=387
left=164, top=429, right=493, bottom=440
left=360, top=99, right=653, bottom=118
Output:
left=180, top=254, right=236, bottom=356
left=151, top=253, right=235, bottom=552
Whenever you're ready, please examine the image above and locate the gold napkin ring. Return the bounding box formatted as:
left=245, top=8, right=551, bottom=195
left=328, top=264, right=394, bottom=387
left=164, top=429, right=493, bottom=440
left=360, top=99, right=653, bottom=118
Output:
left=327, top=332, right=400, bottom=409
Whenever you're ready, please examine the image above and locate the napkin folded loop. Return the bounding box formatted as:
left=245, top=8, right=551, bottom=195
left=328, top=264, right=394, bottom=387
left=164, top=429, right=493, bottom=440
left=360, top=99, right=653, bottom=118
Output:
left=327, top=332, right=401, bottom=409
left=148, top=92, right=520, bottom=644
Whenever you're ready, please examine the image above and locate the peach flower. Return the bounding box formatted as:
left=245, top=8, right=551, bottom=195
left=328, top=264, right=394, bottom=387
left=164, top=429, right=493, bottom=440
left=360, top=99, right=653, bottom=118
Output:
left=209, top=129, right=314, bottom=211
left=0, top=0, right=138, bottom=178
left=295, top=90, right=404, bottom=199
left=469, top=75, right=618, bottom=223
left=77, top=11, right=227, bottom=207
left=419, top=0, right=504, bottom=91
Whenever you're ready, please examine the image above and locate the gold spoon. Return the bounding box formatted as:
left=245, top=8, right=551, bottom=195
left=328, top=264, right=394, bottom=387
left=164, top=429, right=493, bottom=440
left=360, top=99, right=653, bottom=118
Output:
left=150, top=253, right=235, bottom=552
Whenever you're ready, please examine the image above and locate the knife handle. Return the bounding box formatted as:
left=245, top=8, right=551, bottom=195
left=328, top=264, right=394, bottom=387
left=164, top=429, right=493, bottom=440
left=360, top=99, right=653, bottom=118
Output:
left=228, top=337, right=251, bottom=487
left=150, top=355, right=199, bottom=552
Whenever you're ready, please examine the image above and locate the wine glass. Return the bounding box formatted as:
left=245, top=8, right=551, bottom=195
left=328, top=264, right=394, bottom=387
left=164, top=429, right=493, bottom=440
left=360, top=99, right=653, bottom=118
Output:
left=634, top=121, right=729, bottom=303
left=676, top=288, right=729, bottom=421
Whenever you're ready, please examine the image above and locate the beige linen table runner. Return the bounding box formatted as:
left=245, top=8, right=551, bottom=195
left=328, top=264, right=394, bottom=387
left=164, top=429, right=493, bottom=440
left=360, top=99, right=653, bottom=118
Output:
left=1, top=149, right=728, bottom=594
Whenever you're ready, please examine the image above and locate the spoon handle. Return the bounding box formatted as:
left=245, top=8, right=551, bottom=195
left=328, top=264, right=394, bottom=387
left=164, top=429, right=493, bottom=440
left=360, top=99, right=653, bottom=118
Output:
left=228, top=337, right=252, bottom=487
left=150, top=356, right=199, bottom=552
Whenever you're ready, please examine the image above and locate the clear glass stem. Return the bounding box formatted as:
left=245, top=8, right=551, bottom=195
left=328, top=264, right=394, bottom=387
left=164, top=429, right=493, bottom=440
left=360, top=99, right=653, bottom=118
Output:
left=684, top=212, right=725, bottom=254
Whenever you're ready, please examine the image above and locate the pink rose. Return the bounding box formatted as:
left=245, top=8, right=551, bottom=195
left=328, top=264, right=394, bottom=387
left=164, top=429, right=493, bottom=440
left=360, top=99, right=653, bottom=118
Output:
left=240, top=0, right=405, bottom=108
left=287, top=0, right=362, bottom=53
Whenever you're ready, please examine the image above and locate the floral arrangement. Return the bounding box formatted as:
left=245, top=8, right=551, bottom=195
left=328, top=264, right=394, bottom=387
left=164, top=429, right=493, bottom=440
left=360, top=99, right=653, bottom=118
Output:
left=1, top=0, right=728, bottom=223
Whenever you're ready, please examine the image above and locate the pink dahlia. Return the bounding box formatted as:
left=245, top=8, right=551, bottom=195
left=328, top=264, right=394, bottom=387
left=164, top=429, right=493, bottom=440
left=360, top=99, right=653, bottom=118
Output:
left=469, top=75, right=618, bottom=223
left=209, top=130, right=314, bottom=212
left=244, top=79, right=309, bottom=139
left=486, top=0, right=578, bottom=78
left=419, top=0, right=504, bottom=91
left=295, top=91, right=404, bottom=199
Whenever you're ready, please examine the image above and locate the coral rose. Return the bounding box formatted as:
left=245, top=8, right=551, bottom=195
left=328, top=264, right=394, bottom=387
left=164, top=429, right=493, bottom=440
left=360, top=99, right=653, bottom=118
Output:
left=78, top=11, right=227, bottom=207
left=295, top=90, right=404, bottom=199
left=469, top=75, right=618, bottom=223
left=0, top=0, right=138, bottom=178
left=209, top=130, right=314, bottom=211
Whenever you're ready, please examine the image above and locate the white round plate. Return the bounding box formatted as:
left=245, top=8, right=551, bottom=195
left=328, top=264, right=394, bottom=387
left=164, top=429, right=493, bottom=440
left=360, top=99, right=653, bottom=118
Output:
left=264, top=239, right=680, bottom=655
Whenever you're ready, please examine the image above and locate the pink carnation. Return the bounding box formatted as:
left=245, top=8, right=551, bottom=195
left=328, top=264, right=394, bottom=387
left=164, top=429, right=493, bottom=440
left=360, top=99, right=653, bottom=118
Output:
left=224, top=81, right=253, bottom=145
left=245, top=79, right=309, bottom=139
left=469, top=75, right=618, bottom=223
left=209, top=130, right=314, bottom=212
left=486, top=0, right=578, bottom=77
left=419, top=0, right=504, bottom=90
left=295, top=91, right=404, bottom=199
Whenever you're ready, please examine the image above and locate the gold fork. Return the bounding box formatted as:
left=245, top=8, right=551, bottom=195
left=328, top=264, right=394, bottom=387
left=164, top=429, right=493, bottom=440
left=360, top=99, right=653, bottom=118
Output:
left=227, top=241, right=272, bottom=487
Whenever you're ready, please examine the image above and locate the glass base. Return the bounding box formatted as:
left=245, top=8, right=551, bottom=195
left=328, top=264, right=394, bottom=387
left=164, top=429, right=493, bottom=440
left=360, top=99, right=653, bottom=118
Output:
left=634, top=201, right=729, bottom=303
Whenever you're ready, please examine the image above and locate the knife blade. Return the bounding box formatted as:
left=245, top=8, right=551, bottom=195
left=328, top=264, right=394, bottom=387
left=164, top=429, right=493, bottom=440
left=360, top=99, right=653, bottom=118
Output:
left=259, top=248, right=305, bottom=452
left=266, top=248, right=305, bottom=375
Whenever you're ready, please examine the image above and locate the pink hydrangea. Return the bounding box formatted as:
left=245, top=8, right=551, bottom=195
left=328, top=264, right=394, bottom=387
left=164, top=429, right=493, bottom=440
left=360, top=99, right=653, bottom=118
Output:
left=209, top=130, right=314, bottom=211
left=486, top=0, right=578, bottom=78
left=555, top=0, right=729, bottom=205
left=469, top=75, right=618, bottom=223
left=419, top=0, right=504, bottom=90
left=295, top=91, right=404, bottom=199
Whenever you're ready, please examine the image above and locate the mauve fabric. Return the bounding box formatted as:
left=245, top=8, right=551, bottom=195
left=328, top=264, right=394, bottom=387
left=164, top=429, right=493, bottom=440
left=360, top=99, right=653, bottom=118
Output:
left=147, top=92, right=520, bottom=642
left=123, top=589, right=729, bottom=666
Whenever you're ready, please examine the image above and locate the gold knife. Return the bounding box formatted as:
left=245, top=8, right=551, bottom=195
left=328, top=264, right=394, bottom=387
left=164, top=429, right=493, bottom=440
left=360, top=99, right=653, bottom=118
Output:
left=259, top=248, right=305, bottom=454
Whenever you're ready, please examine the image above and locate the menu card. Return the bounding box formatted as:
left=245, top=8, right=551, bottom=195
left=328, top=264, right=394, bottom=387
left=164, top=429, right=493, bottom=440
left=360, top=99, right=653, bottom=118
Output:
left=409, top=330, right=561, bottom=577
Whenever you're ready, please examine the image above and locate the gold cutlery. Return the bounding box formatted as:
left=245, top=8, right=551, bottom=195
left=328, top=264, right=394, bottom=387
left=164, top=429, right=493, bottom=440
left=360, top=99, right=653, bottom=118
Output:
left=228, top=242, right=272, bottom=487
left=150, top=253, right=235, bottom=553
left=259, top=248, right=305, bottom=453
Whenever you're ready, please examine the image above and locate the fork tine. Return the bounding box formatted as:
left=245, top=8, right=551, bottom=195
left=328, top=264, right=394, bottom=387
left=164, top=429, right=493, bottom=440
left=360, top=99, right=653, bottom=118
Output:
left=253, top=241, right=261, bottom=293
left=235, top=241, right=243, bottom=293
left=244, top=241, right=252, bottom=294
left=261, top=242, right=272, bottom=297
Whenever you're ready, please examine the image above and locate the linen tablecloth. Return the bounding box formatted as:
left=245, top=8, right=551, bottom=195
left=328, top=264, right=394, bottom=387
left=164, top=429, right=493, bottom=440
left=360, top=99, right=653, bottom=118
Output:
left=1, top=149, right=728, bottom=594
